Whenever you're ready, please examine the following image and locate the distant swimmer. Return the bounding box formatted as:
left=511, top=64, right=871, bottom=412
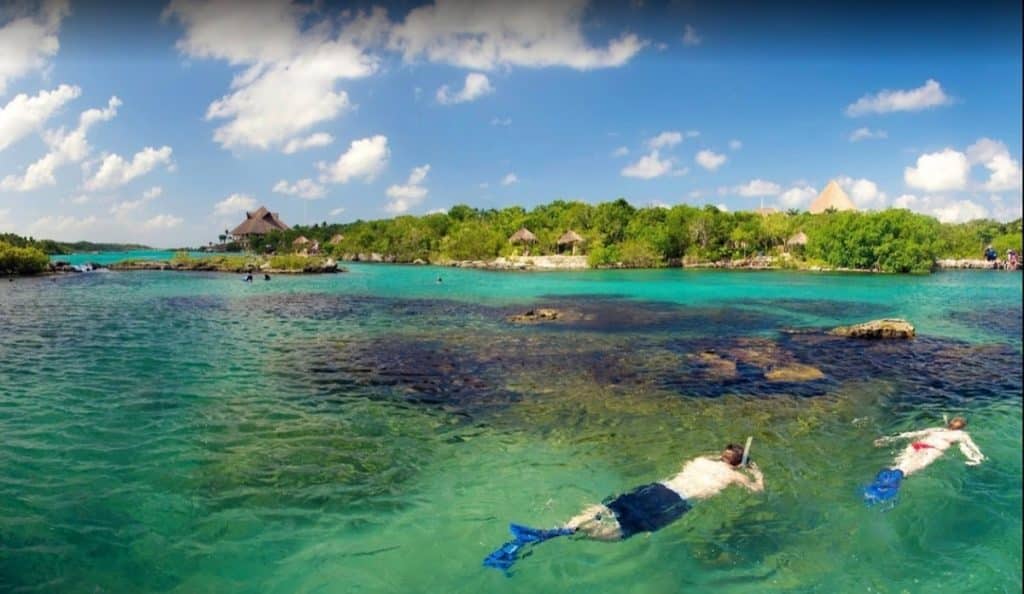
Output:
left=483, top=443, right=764, bottom=571
left=264, top=273, right=271, bottom=281
left=863, top=416, right=984, bottom=506
left=436, top=275, right=443, bottom=283
left=243, top=272, right=253, bottom=283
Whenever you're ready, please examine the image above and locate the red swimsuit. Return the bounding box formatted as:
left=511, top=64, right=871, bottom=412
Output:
left=911, top=442, right=935, bottom=451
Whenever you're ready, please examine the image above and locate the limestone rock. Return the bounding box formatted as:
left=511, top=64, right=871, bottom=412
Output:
left=829, top=319, right=915, bottom=339
left=765, top=363, right=826, bottom=382
left=508, top=308, right=562, bottom=323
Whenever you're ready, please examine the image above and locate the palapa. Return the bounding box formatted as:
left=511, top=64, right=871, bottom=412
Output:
left=508, top=227, right=538, bottom=243
left=292, top=235, right=311, bottom=246
left=556, top=230, right=584, bottom=245
left=786, top=231, right=808, bottom=246
left=809, top=180, right=857, bottom=214
left=230, top=206, right=289, bottom=237
left=329, top=234, right=345, bottom=245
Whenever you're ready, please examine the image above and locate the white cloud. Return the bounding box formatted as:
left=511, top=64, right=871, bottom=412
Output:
left=695, top=149, right=726, bottom=171
left=27, top=214, right=97, bottom=237
left=437, top=72, right=494, bottom=104
left=682, top=24, right=702, bottom=46
left=685, top=130, right=700, bottom=138
left=990, top=195, right=1023, bottom=222
left=143, top=214, right=184, bottom=229
left=892, top=194, right=989, bottom=223
left=426, top=207, right=448, bottom=215
left=389, top=0, right=645, bottom=71
left=778, top=185, right=817, bottom=209
left=612, top=146, right=629, bottom=157
left=836, top=176, right=887, bottom=209
left=0, top=0, right=70, bottom=94
left=0, top=84, right=80, bottom=152
left=715, top=203, right=729, bottom=212
left=501, top=172, right=518, bottom=185
left=845, top=79, right=952, bottom=116
left=273, top=178, right=326, bottom=199
left=213, top=193, right=257, bottom=215
left=967, top=138, right=1022, bottom=191
left=165, top=1, right=380, bottom=151
left=329, top=207, right=346, bottom=217
left=109, top=186, right=163, bottom=219
left=904, top=148, right=969, bottom=192
left=647, top=131, right=682, bottom=150
left=385, top=164, right=431, bottom=213
left=0, top=95, right=120, bottom=191
left=490, top=116, right=511, bottom=126
left=733, top=179, right=781, bottom=197
left=849, top=127, right=887, bottom=142
left=68, top=194, right=89, bottom=204
left=622, top=150, right=674, bottom=179
left=282, top=132, right=334, bottom=154
left=318, top=135, right=389, bottom=184
left=85, top=146, right=174, bottom=191
left=728, top=139, right=742, bottom=151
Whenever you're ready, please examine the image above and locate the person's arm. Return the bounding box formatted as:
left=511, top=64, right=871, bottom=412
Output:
left=874, top=429, right=930, bottom=447
left=958, top=434, right=985, bottom=465
left=738, top=463, right=765, bottom=492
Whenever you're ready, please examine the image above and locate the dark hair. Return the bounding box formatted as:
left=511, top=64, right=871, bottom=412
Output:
left=722, top=443, right=745, bottom=466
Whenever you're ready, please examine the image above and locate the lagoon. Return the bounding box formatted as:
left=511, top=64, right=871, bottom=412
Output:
left=0, top=264, right=1020, bottom=593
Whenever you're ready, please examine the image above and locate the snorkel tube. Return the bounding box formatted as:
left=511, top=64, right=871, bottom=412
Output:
left=740, top=436, right=753, bottom=467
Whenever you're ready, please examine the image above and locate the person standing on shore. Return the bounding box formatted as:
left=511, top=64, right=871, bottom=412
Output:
left=483, top=443, right=764, bottom=571
left=863, top=417, right=984, bottom=505
left=1006, top=249, right=1019, bottom=270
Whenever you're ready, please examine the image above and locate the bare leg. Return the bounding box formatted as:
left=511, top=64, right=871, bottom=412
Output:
left=565, top=504, right=623, bottom=542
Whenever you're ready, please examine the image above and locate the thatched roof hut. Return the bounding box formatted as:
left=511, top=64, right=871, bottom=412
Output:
left=230, top=206, right=289, bottom=238
left=786, top=231, right=808, bottom=246
left=557, top=230, right=583, bottom=246
left=329, top=234, right=344, bottom=245
left=292, top=235, right=310, bottom=247
left=810, top=180, right=857, bottom=214
left=508, top=227, right=538, bottom=243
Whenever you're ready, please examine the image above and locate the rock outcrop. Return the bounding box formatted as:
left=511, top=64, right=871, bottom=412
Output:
left=507, top=308, right=562, bottom=323
left=829, top=318, right=915, bottom=339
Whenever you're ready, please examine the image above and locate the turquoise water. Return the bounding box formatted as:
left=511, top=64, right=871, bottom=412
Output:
left=1, top=262, right=1020, bottom=593
left=50, top=250, right=206, bottom=266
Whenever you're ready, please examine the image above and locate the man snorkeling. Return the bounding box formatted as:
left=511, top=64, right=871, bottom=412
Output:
left=483, top=443, right=764, bottom=570
left=863, top=416, right=984, bottom=505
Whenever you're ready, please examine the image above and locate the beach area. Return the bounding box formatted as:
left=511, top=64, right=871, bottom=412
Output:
left=1, top=263, right=1020, bottom=593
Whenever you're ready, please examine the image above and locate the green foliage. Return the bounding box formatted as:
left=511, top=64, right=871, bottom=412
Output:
left=247, top=205, right=1021, bottom=273
left=0, top=241, right=50, bottom=274
left=0, top=234, right=148, bottom=255
left=268, top=254, right=317, bottom=270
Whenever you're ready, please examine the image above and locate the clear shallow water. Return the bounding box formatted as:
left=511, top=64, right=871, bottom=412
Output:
left=50, top=250, right=205, bottom=266
left=1, top=263, right=1020, bottom=593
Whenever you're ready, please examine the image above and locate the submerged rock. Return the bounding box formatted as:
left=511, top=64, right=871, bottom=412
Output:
left=687, top=350, right=738, bottom=380
left=508, top=308, right=562, bottom=323
left=830, top=319, right=915, bottom=339
left=764, top=363, right=826, bottom=382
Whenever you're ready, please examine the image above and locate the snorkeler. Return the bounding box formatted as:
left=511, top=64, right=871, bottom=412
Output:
left=483, top=443, right=764, bottom=571
left=243, top=272, right=253, bottom=283
left=264, top=273, right=271, bottom=281
left=863, top=416, right=984, bottom=505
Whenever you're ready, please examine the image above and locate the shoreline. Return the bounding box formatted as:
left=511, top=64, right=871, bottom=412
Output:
left=11, top=255, right=1017, bottom=278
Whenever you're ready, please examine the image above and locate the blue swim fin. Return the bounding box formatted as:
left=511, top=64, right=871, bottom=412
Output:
left=863, top=468, right=904, bottom=506
left=483, top=524, right=574, bottom=571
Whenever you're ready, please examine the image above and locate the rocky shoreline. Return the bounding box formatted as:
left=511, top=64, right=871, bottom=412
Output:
left=48, top=259, right=343, bottom=275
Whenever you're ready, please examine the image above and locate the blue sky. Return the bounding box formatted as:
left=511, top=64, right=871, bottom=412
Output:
left=1, top=0, right=1021, bottom=247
